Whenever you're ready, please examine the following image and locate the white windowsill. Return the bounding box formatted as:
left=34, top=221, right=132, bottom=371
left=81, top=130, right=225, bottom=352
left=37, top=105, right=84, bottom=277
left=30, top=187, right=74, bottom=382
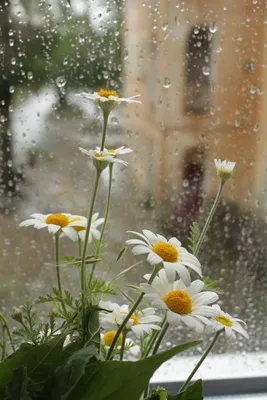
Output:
left=151, top=352, right=267, bottom=383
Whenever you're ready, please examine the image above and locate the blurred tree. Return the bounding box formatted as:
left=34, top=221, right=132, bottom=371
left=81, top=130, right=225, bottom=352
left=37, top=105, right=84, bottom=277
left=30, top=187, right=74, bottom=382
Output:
left=0, top=0, right=122, bottom=199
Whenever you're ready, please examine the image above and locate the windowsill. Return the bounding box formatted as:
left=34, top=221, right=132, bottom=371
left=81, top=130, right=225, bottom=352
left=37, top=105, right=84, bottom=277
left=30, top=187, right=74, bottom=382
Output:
left=150, top=352, right=267, bottom=397
left=151, top=352, right=267, bottom=382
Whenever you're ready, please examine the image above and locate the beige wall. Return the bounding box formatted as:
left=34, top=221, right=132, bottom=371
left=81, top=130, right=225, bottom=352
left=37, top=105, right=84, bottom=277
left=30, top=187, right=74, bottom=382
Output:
left=124, top=0, right=266, bottom=208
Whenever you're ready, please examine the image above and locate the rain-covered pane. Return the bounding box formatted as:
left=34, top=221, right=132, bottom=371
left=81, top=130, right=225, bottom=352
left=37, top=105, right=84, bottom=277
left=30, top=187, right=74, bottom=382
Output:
left=0, top=0, right=266, bottom=394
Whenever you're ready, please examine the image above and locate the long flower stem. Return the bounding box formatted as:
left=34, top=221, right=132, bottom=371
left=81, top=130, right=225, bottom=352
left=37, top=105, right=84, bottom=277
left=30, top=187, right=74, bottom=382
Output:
left=55, top=234, right=66, bottom=313
left=100, top=111, right=109, bottom=151
left=152, top=321, right=169, bottom=355
left=0, top=313, right=15, bottom=352
left=78, top=238, right=82, bottom=258
left=120, top=331, right=127, bottom=361
left=178, top=331, right=221, bottom=393
left=143, top=322, right=169, bottom=399
left=88, top=163, right=113, bottom=287
left=194, top=182, right=224, bottom=256
left=1, top=326, right=6, bottom=360
left=80, top=169, right=101, bottom=338
left=142, top=315, right=167, bottom=359
left=106, top=264, right=162, bottom=360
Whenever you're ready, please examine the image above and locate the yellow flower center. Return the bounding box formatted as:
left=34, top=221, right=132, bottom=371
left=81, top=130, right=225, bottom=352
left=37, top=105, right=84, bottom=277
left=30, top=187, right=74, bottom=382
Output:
left=152, top=242, right=178, bottom=263
left=107, top=149, right=115, bottom=154
left=69, top=217, right=85, bottom=232
left=94, top=152, right=103, bottom=158
left=215, top=316, right=233, bottom=327
left=120, top=313, right=139, bottom=326
left=98, top=89, right=118, bottom=98
left=103, top=330, right=122, bottom=347
left=130, top=314, right=139, bottom=326
left=164, top=290, right=192, bottom=314
left=45, top=213, right=69, bottom=227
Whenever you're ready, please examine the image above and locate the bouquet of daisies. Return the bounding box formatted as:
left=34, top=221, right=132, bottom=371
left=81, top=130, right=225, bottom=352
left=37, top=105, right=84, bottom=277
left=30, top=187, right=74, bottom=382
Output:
left=0, top=90, right=247, bottom=400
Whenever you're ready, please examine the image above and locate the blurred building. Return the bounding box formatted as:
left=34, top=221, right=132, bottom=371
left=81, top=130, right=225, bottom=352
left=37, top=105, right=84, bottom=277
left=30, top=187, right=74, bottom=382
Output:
left=124, top=0, right=267, bottom=222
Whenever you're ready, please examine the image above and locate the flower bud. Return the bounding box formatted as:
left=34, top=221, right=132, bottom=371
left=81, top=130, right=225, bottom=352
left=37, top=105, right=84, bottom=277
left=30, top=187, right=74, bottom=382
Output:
left=11, top=307, right=23, bottom=324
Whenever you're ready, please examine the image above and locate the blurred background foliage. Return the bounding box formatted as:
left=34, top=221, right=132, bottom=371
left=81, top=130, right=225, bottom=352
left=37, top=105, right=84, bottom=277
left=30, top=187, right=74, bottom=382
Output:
left=0, top=0, right=124, bottom=193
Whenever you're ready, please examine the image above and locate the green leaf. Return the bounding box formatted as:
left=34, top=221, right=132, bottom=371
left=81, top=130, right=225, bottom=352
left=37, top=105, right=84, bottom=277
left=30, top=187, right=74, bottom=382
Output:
left=0, top=338, right=64, bottom=398
left=169, top=380, right=203, bottom=400
left=144, top=387, right=167, bottom=399
left=116, top=247, right=126, bottom=262
left=111, top=261, right=143, bottom=283
left=42, top=346, right=98, bottom=399
left=5, top=366, right=31, bottom=400
left=64, top=340, right=201, bottom=400
left=188, top=222, right=200, bottom=254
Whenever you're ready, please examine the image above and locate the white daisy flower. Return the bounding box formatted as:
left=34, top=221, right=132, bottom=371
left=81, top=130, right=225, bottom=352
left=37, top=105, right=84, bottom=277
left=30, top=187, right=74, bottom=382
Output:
left=126, top=230, right=202, bottom=285
left=67, top=213, right=104, bottom=242
left=99, top=301, right=162, bottom=337
left=19, top=213, right=79, bottom=241
left=205, top=305, right=249, bottom=341
left=214, top=159, right=236, bottom=181
left=140, top=270, right=219, bottom=333
left=79, top=146, right=132, bottom=167
left=76, top=89, right=141, bottom=104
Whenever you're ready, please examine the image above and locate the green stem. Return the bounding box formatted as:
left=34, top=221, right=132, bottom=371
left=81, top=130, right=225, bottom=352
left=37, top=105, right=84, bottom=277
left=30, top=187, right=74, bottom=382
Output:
left=80, top=169, right=101, bottom=339
left=100, top=111, right=109, bottom=151
left=88, top=163, right=113, bottom=287
left=120, top=331, right=127, bottom=361
left=142, top=315, right=167, bottom=359
left=194, top=182, right=224, bottom=256
left=0, top=313, right=15, bottom=353
left=1, top=326, right=6, bottom=360
left=178, top=331, right=221, bottom=393
left=78, top=237, right=82, bottom=258
left=152, top=321, right=169, bottom=355
left=55, top=234, right=67, bottom=313
left=106, top=264, right=162, bottom=360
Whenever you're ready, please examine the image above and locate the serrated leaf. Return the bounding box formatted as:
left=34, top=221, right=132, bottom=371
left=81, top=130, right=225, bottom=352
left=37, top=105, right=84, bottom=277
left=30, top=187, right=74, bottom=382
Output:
left=64, top=340, right=201, bottom=400
left=116, top=247, right=126, bottom=262
left=188, top=222, right=200, bottom=254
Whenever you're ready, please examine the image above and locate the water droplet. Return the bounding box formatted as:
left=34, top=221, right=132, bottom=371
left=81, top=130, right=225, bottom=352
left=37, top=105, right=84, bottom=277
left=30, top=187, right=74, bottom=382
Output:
left=9, top=86, right=15, bottom=93
left=163, top=78, right=171, bottom=89
left=11, top=57, right=16, bottom=65
left=79, top=34, right=85, bottom=44
left=196, top=41, right=202, bottom=47
left=56, top=76, right=66, bottom=88
left=183, top=179, right=189, bottom=187
left=9, top=39, right=14, bottom=47
left=234, top=119, right=240, bottom=127
left=209, top=23, right=218, bottom=33
left=27, top=72, right=33, bottom=80
left=202, top=66, right=210, bottom=76
left=250, top=85, right=256, bottom=94
left=162, top=23, right=168, bottom=31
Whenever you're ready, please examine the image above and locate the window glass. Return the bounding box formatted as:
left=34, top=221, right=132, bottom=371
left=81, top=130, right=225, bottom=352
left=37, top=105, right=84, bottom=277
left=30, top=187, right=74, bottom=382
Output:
left=0, top=0, right=266, bottom=390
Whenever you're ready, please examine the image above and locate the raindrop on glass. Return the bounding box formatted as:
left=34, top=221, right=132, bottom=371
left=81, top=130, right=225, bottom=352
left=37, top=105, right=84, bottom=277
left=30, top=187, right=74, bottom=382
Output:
left=79, top=34, right=85, bottom=44
left=209, top=23, right=218, bottom=33
left=56, top=77, right=66, bottom=88
left=202, top=66, right=210, bottom=76
left=163, top=78, right=171, bottom=89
